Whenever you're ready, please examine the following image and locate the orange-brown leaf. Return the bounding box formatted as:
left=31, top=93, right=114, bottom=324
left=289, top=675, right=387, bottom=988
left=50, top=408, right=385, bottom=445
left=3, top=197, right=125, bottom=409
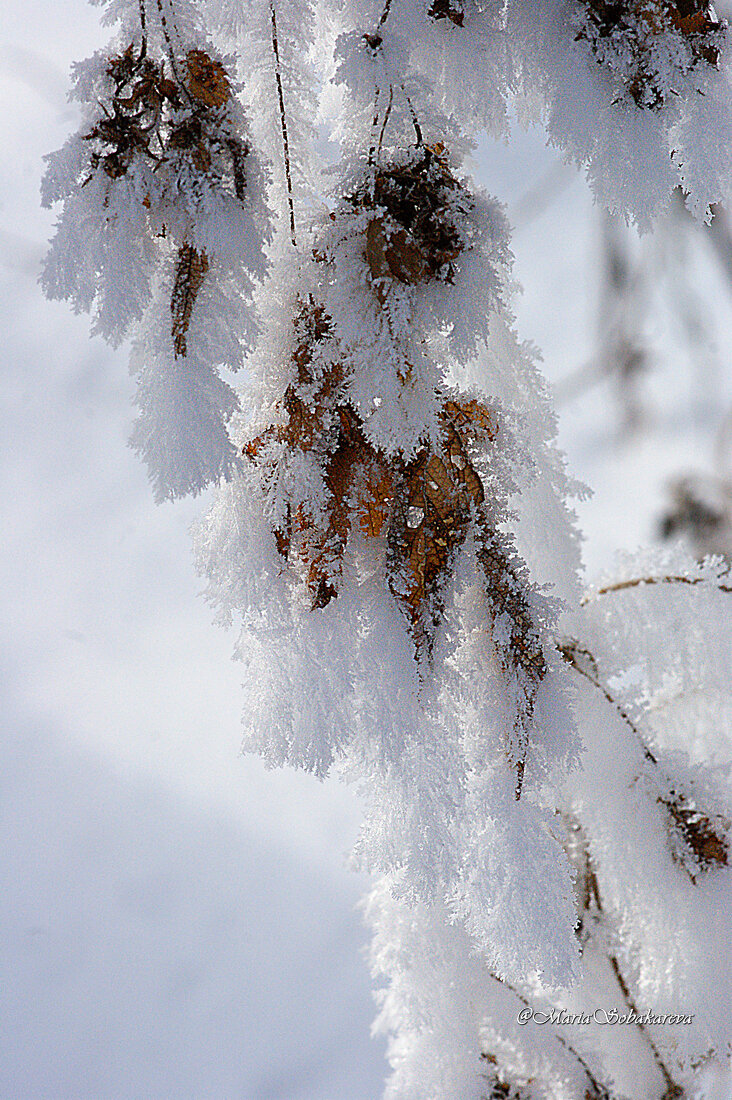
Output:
left=357, top=464, right=395, bottom=537
left=186, top=50, right=230, bottom=107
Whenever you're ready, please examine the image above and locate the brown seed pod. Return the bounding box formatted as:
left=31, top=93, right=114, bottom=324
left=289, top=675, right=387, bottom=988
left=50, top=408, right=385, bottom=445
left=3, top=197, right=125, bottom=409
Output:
left=428, top=0, right=465, bottom=25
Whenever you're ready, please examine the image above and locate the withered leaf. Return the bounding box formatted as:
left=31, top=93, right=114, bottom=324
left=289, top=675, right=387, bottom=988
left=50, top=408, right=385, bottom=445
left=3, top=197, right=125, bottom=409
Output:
left=186, top=50, right=230, bottom=107
left=660, top=792, right=729, bottom=878
left=357, top=464, right=395, bottom=538
left=245, top=310, right=542, bottom=794
left=387, top=434, right=475, bottom=653
left=366, top=218, right=429, bottom=295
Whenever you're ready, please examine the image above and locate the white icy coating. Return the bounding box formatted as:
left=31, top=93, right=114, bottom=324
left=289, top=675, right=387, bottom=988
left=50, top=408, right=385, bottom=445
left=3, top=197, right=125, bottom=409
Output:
left=325, top=0, right=732, bottom=225
left=37, top=0, right=732, bottom=1098
left=507, top=0, right=732, bottom=225
left=205, top=0, right=320, bottom=225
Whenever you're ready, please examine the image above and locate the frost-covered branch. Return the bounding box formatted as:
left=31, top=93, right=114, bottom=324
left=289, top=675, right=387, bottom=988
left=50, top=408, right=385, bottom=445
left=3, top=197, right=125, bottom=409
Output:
left=42, top=2, right=732, bottom=1097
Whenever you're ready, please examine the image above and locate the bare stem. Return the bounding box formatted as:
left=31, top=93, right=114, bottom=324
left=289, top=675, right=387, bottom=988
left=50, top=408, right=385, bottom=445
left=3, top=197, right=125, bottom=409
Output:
left=269, top=0, right=297, bottom=247
left=139, top=0, right=148, bottom=57
left=376, top=84, right=394, bottom=164
left=557, top=638, right=657, bottom=765
left=401, top=83, right=423, bottom=145
left=582, top=573, right=732, bottom=606
left=154, top=0, right=186, bottom=90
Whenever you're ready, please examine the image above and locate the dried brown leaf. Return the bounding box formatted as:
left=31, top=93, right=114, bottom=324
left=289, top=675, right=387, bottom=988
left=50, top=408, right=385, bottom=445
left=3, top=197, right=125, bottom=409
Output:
left=661, top=793, right=729, bottom=876
left=366, top=218, right=429, bottom=294
left=357, top=464, right=395, bottom=538
left=186, top=50, right=230, bottom=107
left=171, top=242, right=208, bottom=358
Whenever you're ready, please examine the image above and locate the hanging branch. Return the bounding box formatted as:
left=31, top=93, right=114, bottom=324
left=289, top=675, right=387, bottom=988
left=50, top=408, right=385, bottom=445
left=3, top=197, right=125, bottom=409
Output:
left=367, top=77, right=384, bottom=177
left=376, top=84, right=394, bottom=164
left=559, top=642, right=729, bottom=882
left=269, top=0, right=297, bottom=246
left=379, top=0, right=394, bottom=27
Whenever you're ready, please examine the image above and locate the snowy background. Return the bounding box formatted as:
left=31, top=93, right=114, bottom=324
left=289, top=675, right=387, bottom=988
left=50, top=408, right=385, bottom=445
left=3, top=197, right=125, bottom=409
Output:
left=2, top=2, right=732, bottom=1097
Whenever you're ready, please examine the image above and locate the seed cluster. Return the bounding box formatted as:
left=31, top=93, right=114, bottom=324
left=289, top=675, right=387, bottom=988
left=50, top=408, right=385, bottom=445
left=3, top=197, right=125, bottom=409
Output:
left=83, top=43, right=250, bottom=358
left=348, top=147, right=472, bottom=299
left=577, top=0, right=724, bottom=107
left=86, top=44, right=246, bottom=187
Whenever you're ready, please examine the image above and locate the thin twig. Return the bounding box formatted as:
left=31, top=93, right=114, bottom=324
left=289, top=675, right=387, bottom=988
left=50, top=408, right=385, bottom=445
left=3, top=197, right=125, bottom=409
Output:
left=582, top=573, right=732, bottom=605
left=376, top=84, right=394, bottom=165
left=401, top=83, right=423, bottom=145
left=269, top=0, right=297, bottom=246
left=557, top=639, right=657, bottom=765
left=378, top=0, right=394, bottom=26
left=154, top=0, right=185, bottom=87
left=367, top=82, right=383, bottom=177
left=139, top=0, right=148, bottom=57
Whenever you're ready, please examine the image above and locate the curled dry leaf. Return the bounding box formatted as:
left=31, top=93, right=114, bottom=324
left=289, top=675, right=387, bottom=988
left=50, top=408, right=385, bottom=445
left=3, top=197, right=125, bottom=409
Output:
left=357, top=463, right=396, bottom=538
left=82, top=43, right=248, bottom=205
left=366, top=218, right=429, bottom=298
left=245, top=302, right=362, bottom=607
left=386, top=409, right=490, bottom=653
left=348, top=147, right=470, bottom=296
left=171, top=242, right=209, bottom=358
